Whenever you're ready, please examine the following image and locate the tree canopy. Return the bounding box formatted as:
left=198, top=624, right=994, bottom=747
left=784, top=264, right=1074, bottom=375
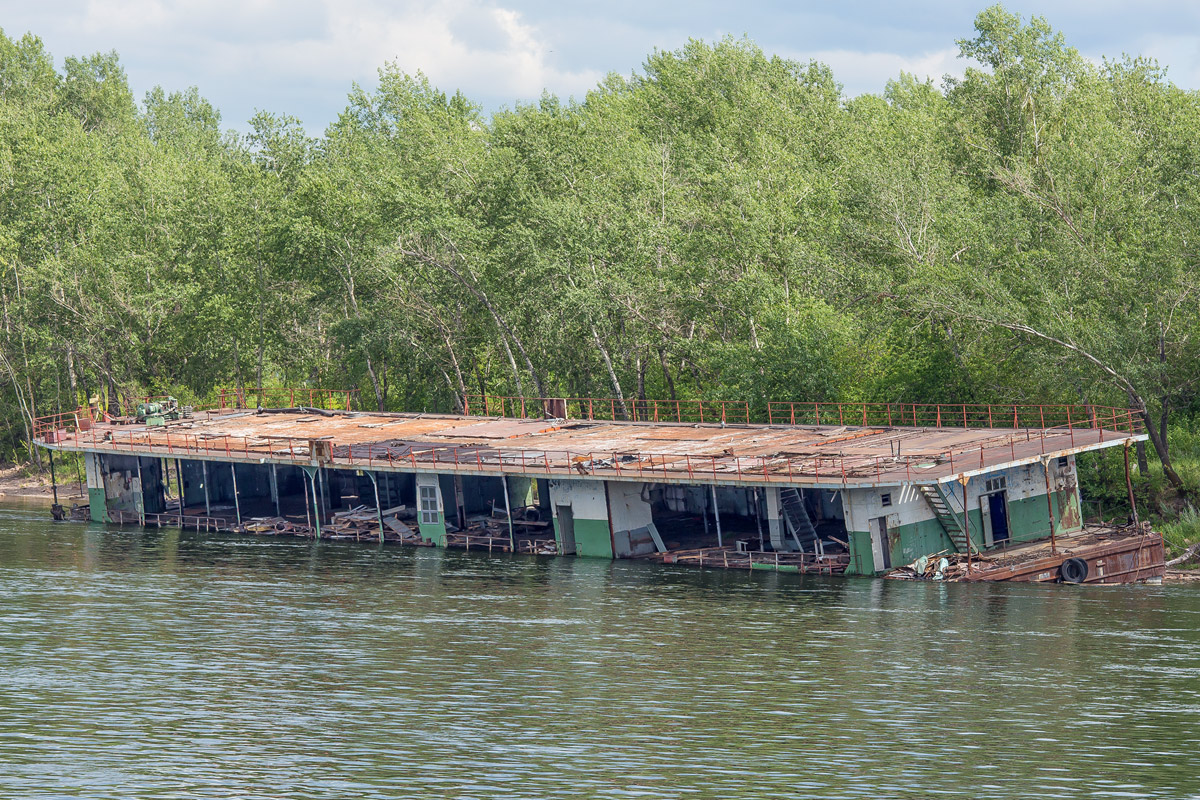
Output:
left=2, top=6, right=1198, bottom=490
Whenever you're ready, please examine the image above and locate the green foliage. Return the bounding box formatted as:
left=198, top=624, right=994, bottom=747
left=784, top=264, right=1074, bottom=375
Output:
left=0, top=9, right=1197, bottom=523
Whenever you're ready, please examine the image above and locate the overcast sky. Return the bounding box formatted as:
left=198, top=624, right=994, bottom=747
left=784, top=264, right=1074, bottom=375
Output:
left=5, top=1, right=1200, bottom=134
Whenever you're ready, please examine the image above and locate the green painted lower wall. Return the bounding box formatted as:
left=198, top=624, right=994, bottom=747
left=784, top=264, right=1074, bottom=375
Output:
left=88, top=487, right=107, bottom=523
left=847, top=530, right=873, bottom=576
left=571, top=518, right=613, bottom=559
left=848, top=489, right=1085, bottom=576
left=418, top=516, right=447, bottom=547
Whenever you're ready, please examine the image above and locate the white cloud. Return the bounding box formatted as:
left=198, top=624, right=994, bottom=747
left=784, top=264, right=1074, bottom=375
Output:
left=796, top=47, right=965, bottom=96
left=61, top=0, right=602, bottom=104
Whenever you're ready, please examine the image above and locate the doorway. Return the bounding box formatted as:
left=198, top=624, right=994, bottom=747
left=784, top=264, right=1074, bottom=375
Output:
left=982, top=491, right=1011, bottom=546
left=556, top=505, right=577, bottom=555
left=869, top=516, right=891, bottom=571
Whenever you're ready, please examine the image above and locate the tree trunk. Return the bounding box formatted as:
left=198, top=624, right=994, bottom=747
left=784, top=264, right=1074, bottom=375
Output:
left=1138, top=406, right=1182, bottom=487
left=65, top=342, right=79, bottom=406
left=658, top=347, right=677, bottom=401
left=402, top=247, right=545, bottom=396
left=439, top=328, right=469, bottom=412
left=591, top=325, right=629, bottom=420
left=1159, top=396, right=1170, bottom=464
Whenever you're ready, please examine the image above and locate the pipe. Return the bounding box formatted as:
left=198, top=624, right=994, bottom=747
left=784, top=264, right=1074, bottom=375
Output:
left=48, top=449, right=59, bottom=505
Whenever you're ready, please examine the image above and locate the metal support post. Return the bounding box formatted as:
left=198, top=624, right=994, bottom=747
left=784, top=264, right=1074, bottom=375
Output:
left=302, top=469, right=312, bottom=532
left=318, top=468, right=328, bottom=523
left=230, top=463, right=242, bottom=526
left=711, top=484, right=723, bottom=548
left=270, top=463, right=280, bottom=517
left=502, top=474, right=515, bottom=550
left=754, top=488, right=764, bottom=551
left=1043, top=458, right=1058, bottom=555
left=201, top=460, right=211, bottom=516
left=366, top=470, right=384, bottom=544
left=48, top=449, right=59, bottom=505
left=176, top=459, right=184, bottom=527
left=303, top=466, right=321, bottom=539
left=1124, top=441, right=1139, bottom=527
left=135, top=458, right=146, bottom=526
left=960, top=475, right=970, bottom=573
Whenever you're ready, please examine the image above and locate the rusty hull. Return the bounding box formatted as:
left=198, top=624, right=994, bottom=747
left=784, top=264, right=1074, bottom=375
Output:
left=963, top=527, right=1165, bottom=584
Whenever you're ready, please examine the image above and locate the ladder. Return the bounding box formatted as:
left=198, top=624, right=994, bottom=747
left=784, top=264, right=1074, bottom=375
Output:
left=779, top=487, right=819, bottom=552
left=918, top=483, right=975, bottom=554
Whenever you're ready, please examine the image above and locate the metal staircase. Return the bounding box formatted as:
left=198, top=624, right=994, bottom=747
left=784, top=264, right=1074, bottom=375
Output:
left=779, top=487, right=819, bottom=552
left=918, top=483, right=974, bottom=554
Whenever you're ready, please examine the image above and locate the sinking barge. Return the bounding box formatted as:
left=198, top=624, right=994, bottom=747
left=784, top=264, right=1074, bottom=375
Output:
left=33, top=391, right=1165, bottom=583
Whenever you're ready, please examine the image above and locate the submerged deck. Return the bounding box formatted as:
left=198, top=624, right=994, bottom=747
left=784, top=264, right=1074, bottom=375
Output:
left=38, top=404, right=1142, bottom=488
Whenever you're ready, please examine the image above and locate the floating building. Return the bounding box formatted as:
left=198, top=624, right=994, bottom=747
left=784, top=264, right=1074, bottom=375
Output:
left=33, top=391, right=1165, bottom=583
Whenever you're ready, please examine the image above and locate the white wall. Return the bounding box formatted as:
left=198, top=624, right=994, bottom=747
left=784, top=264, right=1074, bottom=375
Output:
left=607, top=482, right=653, bottom=533
left=548, top=479, right=608, bottom=521
left=848, top=457, right=1078, bottom=529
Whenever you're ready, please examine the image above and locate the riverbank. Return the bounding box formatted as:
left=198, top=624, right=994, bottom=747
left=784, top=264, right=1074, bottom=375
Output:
left=0, top=464, right=84, bottom=503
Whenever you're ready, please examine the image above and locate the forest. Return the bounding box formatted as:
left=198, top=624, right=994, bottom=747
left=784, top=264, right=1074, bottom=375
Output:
left=1, top=6, right=1198, bottom=536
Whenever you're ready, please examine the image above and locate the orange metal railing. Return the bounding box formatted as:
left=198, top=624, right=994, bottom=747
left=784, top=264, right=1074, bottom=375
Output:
left=463, top=395, right=751, bottom=424
left=216, top=388, right=356, bottom=411
left=465, top=395, right=1139, bottom=434
left=764, top=401, right=1138, bottom=433
left=36, top=416, right=1132, bottom=487
left=32, top=387, right=356, bottom=439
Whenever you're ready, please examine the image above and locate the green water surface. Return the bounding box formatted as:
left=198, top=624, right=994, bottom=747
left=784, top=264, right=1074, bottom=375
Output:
left=1, top=502, right=1197, bottom=799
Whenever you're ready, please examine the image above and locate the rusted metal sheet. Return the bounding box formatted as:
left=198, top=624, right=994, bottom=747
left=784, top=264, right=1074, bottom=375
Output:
left=36, top=406, right=1147, bottom=489
left=962, top=527, right=1165, bottom=584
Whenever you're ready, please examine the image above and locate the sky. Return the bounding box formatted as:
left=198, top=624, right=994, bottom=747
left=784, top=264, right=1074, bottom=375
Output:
left=4, top=1, right=1200, bottom=135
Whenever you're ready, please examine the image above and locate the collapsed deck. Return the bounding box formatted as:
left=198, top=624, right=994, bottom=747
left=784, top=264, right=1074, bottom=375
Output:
left=39, top=403, right=1138, bottom=487
left=34, top=395, right=1162, bottom=582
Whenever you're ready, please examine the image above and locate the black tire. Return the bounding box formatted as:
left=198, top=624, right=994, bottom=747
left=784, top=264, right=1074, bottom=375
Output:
left=523, top=507, right=541, bottom=522
left=1060, top=557, right=1089, bottom=584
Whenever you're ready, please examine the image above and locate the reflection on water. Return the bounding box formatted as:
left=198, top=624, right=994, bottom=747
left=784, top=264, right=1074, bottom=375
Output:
left=1, top=503, right=1198, bottom=799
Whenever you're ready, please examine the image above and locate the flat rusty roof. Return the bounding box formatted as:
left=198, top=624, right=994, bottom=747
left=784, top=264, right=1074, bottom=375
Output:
left=39, top=407, right=1145, bottom=488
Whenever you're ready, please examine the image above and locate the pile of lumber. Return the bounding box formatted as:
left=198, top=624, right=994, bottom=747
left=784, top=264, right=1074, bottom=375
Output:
left=887, top=551, right=993, bottom=581
left=241, top=516, right=307, bottom=536
left=324, top=504, right=420, bottom=543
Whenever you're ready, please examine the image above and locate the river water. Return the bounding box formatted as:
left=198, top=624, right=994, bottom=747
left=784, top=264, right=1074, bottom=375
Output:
left=1, top=502, right=1199, bottom=799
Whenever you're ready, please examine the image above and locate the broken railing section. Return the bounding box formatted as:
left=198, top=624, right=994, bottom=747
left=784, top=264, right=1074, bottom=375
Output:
left=464, top=394, right=1139, bottom=433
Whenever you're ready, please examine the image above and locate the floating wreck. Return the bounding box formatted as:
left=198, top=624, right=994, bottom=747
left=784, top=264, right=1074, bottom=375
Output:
left=33, top=390, right=1165, bottom=584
